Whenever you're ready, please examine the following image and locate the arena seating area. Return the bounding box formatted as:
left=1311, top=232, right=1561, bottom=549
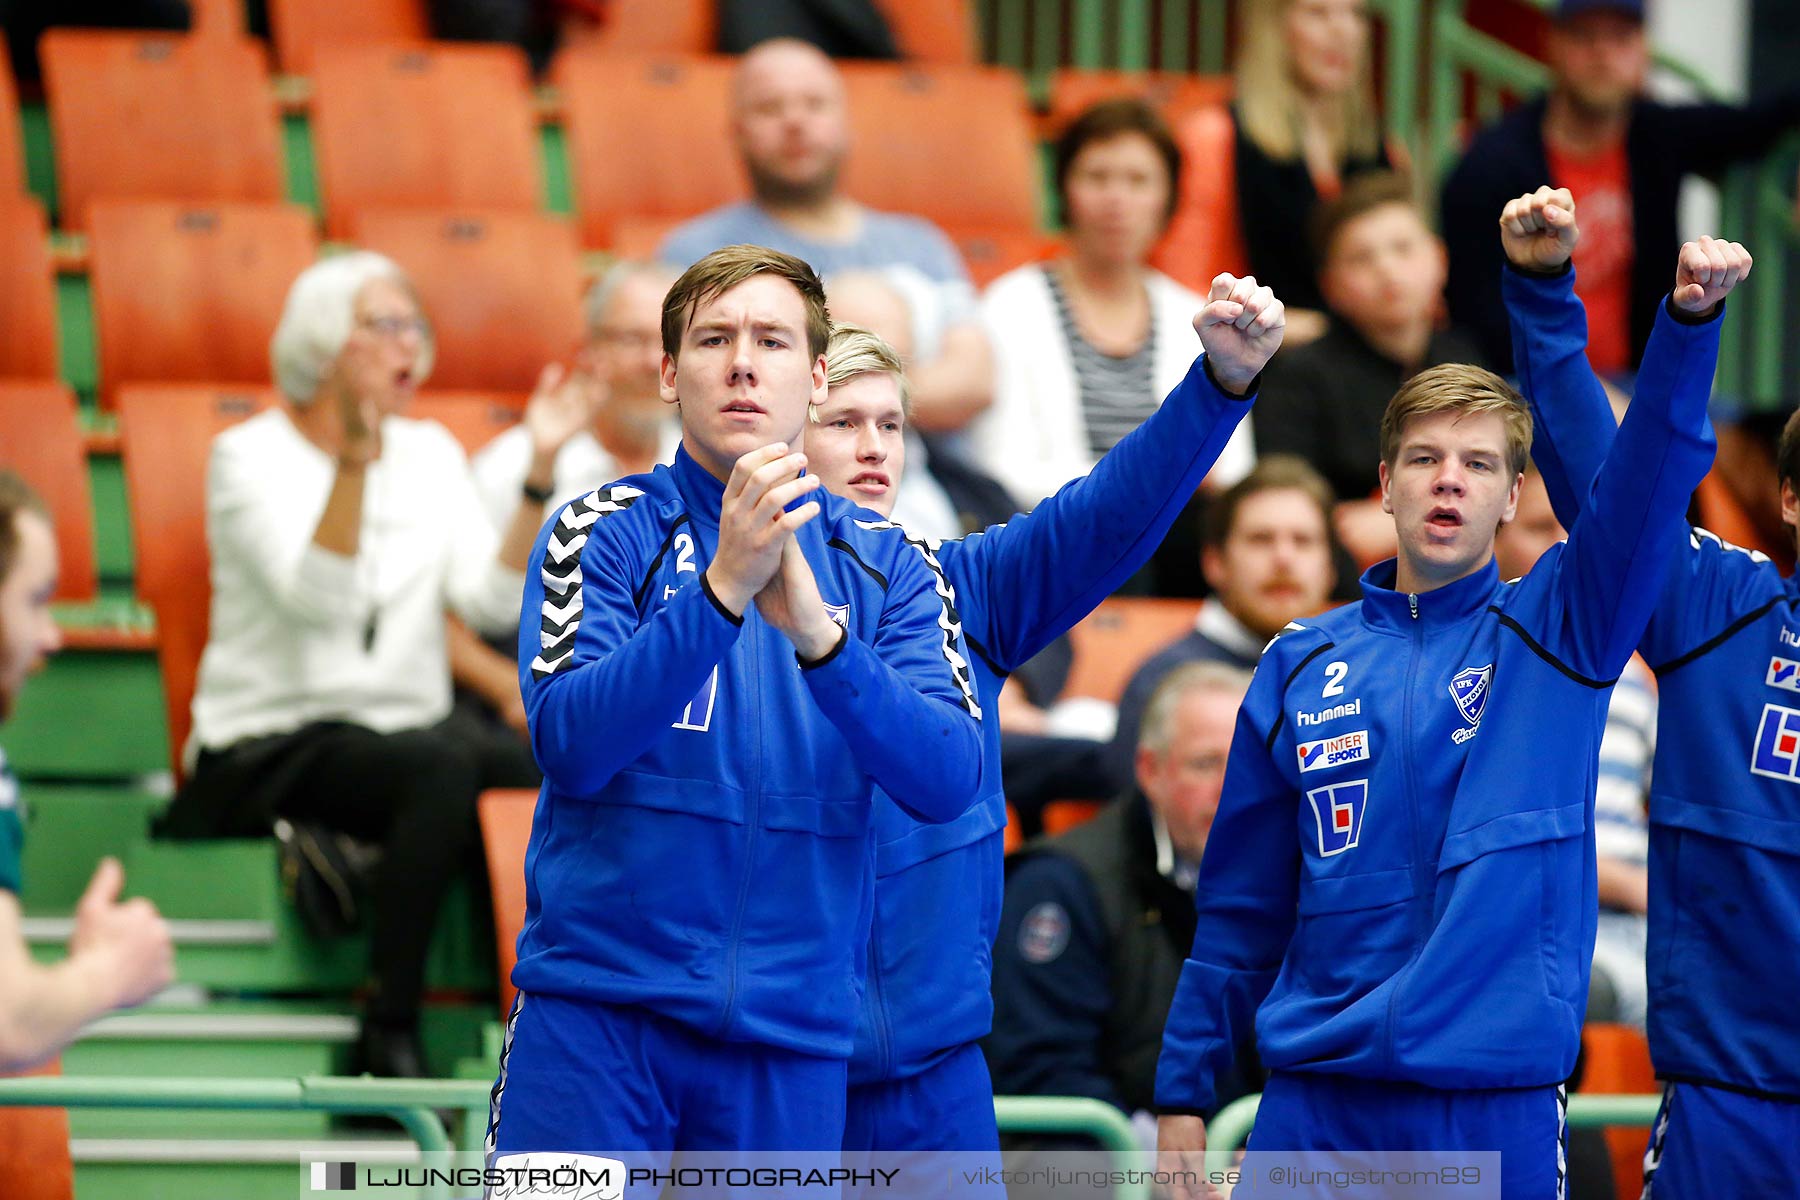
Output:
left=0, top=1, right=1782, bottom=1196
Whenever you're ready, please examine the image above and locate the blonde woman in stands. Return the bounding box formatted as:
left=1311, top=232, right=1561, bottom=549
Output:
left=0, top=471, right=173, bottom=1071
left=156, top=253, right=582, bottom=1080
left=1227, top=0, right=1392, bottom=340
left=974, top=99, right=1255, bottom=509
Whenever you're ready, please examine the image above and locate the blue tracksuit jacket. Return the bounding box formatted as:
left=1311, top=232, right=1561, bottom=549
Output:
left=1507, top=262, right=1800, bottom=1100
left=1155, top=291, right=1717, bottom=1112
left=852, top=356, right=1255, bottom=1084
left=513, top=444, right=983, bottom=1059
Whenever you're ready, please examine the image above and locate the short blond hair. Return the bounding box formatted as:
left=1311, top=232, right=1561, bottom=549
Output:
left=661, top=244, right=830, bottom=362
left=821, top=322, right=911, bottom=421
left=1380, top=363, right=1532, bottom=479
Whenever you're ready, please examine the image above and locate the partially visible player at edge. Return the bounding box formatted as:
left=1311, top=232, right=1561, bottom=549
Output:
left=803, top=271, right=1281, bottom=1163
left=0, top=471, right=173, bottom=1072
left=1498, top=186, right=1791, bottom=1198
left=1155, top=209, right=1736, bottom=1199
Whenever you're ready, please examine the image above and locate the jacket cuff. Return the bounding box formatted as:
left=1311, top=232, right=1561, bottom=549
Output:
left=797, top=623, right=848, bottom=670
left=1665, top=294, right=1726, bottom=327
left=1504, top=259, right=1573, bottom=281
left=1201, top=353, right=1260, bottom=401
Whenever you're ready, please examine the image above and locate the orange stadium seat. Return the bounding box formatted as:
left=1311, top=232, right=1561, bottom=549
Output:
left=353, top=209, right=585, bottom=393
left=1578, top=1022, right=1660, bottom=1200
left=0, top=200, right=58, bottom=380
left=1153, top=104, right=1250, bottom=293
left=1003, top=803, right=1024, bottom=854
left=188, top=0, right=247, bottom=36
left=40, top=31, right=284, bottom=232
left=1044, top=69, right=1233, bottom=137
left=0, top=54, right=24, bottom=196
left=840, top=63, right=1039, bottom=229
left=554, top=52, right=741, bottom=248
left=87, top=201, right=318, bottom=409
left=0, top=383, right=98, bottom=602
left=1062, top=596, right=1204, bottom=705
left=117, top=384, right=278, bottom=777
left=478, top=787, right=538, bottom=1017
left=1040, top=799, right=1106, bottom=837
left=944, top=225, right=1060, bottom=288
left=410, top=391, right=525, bottom=457
left=607, top=213, right=686, bottom=261
left=310, top=43, right=541, bottom=239
left=877, top=0, right=977, bottom=64
left=266, top=0, right=428, bottom=75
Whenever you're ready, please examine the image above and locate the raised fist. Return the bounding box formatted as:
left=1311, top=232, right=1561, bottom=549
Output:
left=1499, top=186, right=1579, bottom=272
left=1194, top=273, right=1284, bottom=396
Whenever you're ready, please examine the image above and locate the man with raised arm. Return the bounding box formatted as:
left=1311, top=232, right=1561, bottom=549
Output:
left=1155, top=213, right=1733, bottom=1199
left=802, top=271, right=1281, bottom=1162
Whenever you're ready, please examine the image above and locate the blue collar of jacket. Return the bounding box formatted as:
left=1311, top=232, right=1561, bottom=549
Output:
left=1358, top=557, right=1500, bottom=634
left=671, top=442, right=728, bottom=528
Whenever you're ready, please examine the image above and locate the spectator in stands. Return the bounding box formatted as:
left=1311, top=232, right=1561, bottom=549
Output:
left=1441, top=0, right=1800, bottom=375
left=1495, top=466, right=1653, bottom=1030
left=453, top=260, right=683, bottom=742
left=1105, top=457, right=1337, bottom=787
left=975, top=99, right=1255, bottom=509
left=157, top=253, right=578, bottom=1079
left=987, top=663, right=1260, bottom=1119
left=1254, top=172, right=1486, bottom=567
left=1227, top=0, right=1392, bottom=338
left=472, top=261, right=682, bottom=530
left=0, top=471, right=173, bottom=1071
left=659, top=37, right=995, bottom=432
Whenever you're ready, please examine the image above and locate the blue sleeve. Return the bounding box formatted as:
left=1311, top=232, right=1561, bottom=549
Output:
left=1504, top=263, right=1615, bottom=531
left=986, top=854, right=1125, bottom=1109
left=948, top=355, right=1255, bottom=672
left=1536, top=292, right=1721, bottom=681
left=800, top=533, right=983, bottom=824
left=520, top=503, right=743, bottom=797
left=1155, top=655, right=1300, bottom=1113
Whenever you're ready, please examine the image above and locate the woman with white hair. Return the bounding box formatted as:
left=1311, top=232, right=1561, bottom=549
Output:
left=159, top=251, right=585, bottom=1078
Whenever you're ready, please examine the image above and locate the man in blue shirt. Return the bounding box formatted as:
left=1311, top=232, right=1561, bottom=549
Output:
left=485, top=246, right=984, bottom=1165
left=1155, top=215, right=1735, bottom=1200
left=802, top=270, right=1282, bottom=1163
left=1498, top=186, right=1792, bottom=1198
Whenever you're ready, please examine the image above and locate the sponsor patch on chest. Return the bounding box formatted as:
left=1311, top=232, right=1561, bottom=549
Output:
left=1296, top=729, right=1370, bottom=773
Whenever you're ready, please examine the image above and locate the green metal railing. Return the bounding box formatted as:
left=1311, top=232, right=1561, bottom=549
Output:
left=0, top=1078, right=1149, bottom=1199
left=1205, top=1091, right=1662, bottom=1179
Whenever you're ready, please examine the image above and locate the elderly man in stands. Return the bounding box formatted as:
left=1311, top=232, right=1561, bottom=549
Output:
left=988, top=663, right=1259, bottom=1121
left=661, top=37, right=994, bottom=433
left=157, top=252, right=577, bottom=1079
left=453, top=261, right=683, bottom=740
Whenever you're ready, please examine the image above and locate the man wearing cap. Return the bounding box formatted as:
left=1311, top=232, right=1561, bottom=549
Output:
left=1442, top=0, right=1800, bottom=376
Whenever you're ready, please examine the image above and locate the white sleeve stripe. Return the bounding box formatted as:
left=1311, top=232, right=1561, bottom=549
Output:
left=528, top=485, right=644, bottom=681
left=854, top=519, right=983, bottom=721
